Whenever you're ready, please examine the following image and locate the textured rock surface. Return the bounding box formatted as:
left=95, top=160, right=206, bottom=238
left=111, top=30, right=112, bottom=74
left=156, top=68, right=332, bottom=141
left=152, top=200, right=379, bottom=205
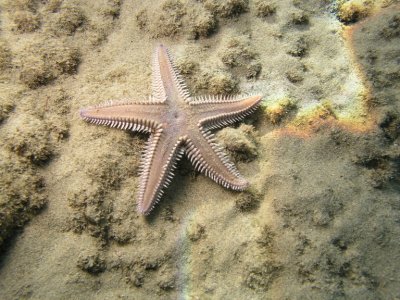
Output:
left=0, top=0, right=399, bottom=299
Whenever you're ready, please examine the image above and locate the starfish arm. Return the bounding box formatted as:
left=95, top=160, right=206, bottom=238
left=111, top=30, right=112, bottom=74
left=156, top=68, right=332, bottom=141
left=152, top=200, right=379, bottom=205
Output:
left=153, top=44, right=192, bottom=103
left=152, top=46, right=168, bottom=102
left=192, top=95, right=262, bottom=130
left=80, top=100, right=167, bottom=133
left=186, top=130, right=248, bottom=191
left=137, top=129, right=185, bottom=214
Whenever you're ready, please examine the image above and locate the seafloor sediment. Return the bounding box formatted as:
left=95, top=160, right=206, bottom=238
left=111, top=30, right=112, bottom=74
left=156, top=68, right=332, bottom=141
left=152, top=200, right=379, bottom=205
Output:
left=0, top=0, right=399, bottom=299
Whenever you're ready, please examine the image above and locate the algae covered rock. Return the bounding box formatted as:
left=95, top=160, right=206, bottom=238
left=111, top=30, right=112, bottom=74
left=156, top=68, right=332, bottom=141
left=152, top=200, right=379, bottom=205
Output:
left=77, top=252, right=106, bottom=274
left=4, top=114, right=53, bottom=164
left=49, top=2, right=86, bottom=35
left=188, top=7, right=217, bottom=38
left=0, top=151, right=46, bottom=248
left=140, top=0, right=187, bottom=38
left=255, top=0, right=277, bottom=18
left=199, top=0, right=250, bottom=19
left=18, top=40, right=80, bottom=88
left=0, top=40, right=12, bottom=71
left=220, top=36, right=256, bottom=68
left=290, top=10, right=309, bottom=25
left=235, top=188, right=261, bottom=212
left=11, top=10, right=41, bottom=33
left=218, top=124, right=258, bottom=161
left=0, top=97, right=14, bottom=124
left=264, top=98, right=297, bottom=124
left=208, top=71, right=239, bottom=95
left=337, top=0, right=372, bottom=24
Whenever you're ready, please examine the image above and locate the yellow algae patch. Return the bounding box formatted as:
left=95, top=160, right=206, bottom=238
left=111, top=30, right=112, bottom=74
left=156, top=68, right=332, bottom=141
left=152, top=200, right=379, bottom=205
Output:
left=337, top=0, right=396, bottom=24
left=335, top=89, right=369, bottom=121
left=263, top=97, right=297, bottom=125
left=337, top=0, right=374, bottom=23
left=293, top=101, right=337, bottom=126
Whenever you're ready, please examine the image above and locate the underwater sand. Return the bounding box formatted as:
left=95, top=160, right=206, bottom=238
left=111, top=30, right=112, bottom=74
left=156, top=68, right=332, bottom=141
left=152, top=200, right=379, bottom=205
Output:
left=0, top=0, right=399, bottom=299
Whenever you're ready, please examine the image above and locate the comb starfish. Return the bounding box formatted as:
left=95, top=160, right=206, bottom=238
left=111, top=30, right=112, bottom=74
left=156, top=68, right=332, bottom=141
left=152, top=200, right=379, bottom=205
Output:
left=80, top=45, right=262, bottom=215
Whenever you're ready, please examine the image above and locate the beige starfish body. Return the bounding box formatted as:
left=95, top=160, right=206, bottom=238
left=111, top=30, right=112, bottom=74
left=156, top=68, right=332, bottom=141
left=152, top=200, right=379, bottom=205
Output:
left=80, top=45, right=262, bottom=215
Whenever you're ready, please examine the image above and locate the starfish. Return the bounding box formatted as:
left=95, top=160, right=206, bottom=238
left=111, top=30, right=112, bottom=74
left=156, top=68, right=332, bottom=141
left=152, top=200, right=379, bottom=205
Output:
left=80, top=45, right=262, bottom=215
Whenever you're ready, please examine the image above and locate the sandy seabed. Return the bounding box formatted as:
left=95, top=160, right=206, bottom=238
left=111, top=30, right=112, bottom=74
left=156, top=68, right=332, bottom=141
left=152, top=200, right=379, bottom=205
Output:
left=0, top=0, right=399, bottom=299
